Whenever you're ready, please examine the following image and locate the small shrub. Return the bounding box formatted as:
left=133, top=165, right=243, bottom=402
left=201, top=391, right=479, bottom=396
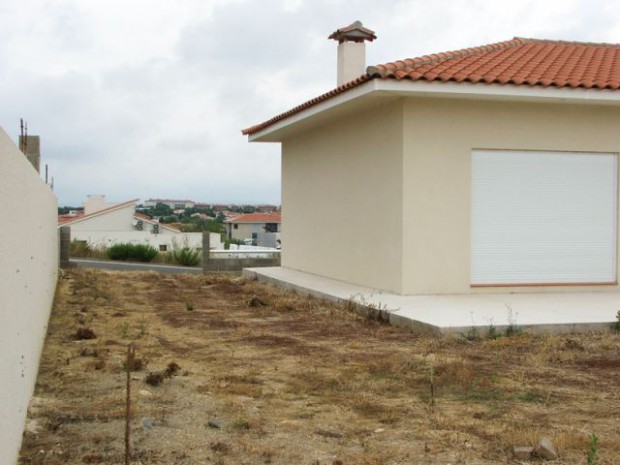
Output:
left=164, top=362, right=181, bottom=378
left=107, top=243, right=131, bottom=260
left=145, top=362, right=181, bottom=386
left=224, top=238, right=244, bottom=250
left=131, top=243, right=159, bottom=262
left=173, top=247, right=201, bottom=266
left=614, top=310, right=620, bottom=332
left=107, top=243, right=158, bottom=262
left=145, top=372, right=165, bottom=386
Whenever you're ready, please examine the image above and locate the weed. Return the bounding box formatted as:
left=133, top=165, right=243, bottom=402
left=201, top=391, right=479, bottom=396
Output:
left=487, top=323, right=502, bottom=340
left=231, top=416, right=251, bottom=430
left=248, top=296, right=267, bottom=308
left=186, top=302, right=194, bottom=312
left=145, top=372, right=165, bottom=387
left=173, top=247, right=201, bottom=267
left=345, top=294, right=391, bottom=323
left=462, top=326, right=480, bottom=341
left=118, top=322, right=130, bottom=339
left=517, top=391, right=544, bottom=403
left=171, top=237, right=201, bottom=266
left=136, top=319, right=149, bottom=337
left=70, top=240, right=107, bottom=259
left=505, top=304, right=523, bottom=336
left=73, top=327, right=97, bottom=340
left=164, top=362, right=181, bottom=378
left=144, top=362, right=181, bottom=386
left=587, top=433, right=601, bottom=465
left=210, top=441, right=230, bottom=453
left=428, top=362, right=436, bottom=410
left=614, top=310, right=620, bottom=332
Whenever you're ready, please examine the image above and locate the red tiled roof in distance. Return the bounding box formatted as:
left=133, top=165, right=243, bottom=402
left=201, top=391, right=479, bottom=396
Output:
left=242, top=37, right=620, bottom=136
left=224, top=213, right=281, bottom=224
left=58, top=212, right=85, bottom=224
left=133, top=212, right=181, bottom=232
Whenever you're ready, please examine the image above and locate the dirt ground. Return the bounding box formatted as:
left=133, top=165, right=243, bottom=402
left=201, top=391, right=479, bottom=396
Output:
left=19, top=269, right=620, bottom=465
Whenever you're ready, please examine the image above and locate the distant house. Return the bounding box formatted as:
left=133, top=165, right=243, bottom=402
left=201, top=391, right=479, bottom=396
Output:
left=60, top=195, right=221, bottom=251
left=244, top=23, right=620, bottom=295
left=224, top=212, right=281, bottom=245
left=143, top=198, right=195, bottom=209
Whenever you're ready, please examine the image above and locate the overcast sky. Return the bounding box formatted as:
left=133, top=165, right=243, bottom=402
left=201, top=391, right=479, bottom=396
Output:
left=1, top=0, right=619, bottom=206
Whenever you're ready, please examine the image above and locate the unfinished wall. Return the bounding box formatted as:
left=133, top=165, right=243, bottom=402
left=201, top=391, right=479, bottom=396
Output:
left=0, top=126, right=58, bottom=464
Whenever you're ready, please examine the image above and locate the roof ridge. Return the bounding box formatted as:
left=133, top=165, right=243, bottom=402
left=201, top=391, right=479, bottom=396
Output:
left=59, top=199, right=139, bottom=226
left=367, top=38, right=526, bottom=77
left=516, top=37, right=620, bottom=48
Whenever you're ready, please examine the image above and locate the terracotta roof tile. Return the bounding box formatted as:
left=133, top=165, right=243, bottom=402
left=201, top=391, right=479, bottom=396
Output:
left=243, top=37, right=620, bottom=136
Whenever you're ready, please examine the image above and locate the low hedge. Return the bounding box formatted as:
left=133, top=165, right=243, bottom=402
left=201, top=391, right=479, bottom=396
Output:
left=107, top=243, right=158, bottom=262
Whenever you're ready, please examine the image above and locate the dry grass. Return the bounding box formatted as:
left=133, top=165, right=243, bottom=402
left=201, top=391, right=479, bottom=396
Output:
left=19, top=269, right=620, bottom=464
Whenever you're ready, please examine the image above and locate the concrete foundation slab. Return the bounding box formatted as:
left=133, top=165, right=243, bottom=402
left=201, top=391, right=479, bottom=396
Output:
left=244, top=267, right=620, bottom=335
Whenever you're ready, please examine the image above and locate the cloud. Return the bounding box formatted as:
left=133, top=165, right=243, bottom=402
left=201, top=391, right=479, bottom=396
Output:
left=0, top=0, right=617, bottom=205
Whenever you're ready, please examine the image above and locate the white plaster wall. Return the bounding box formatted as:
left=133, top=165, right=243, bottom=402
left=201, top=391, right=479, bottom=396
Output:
left=72, top=231, right=222, bottom=251
left=228, top=223, right=279, bottom=242
left=70, top=204, right=135, bottom=231
left=281, top=100, right=404, bottom=293
left=0, top=126, right=58, bottom=465
left=403, top=97, right=620, bottom=294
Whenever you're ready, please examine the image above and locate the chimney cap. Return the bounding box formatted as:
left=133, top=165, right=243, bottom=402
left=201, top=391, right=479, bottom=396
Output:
left=328, top=21, right=376, bottom=44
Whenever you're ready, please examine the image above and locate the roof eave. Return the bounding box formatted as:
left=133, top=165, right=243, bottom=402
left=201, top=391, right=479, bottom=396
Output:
left=375, top=79, right=620, bottom=104
left=247, top=79, right=380, bottom=142
left=57, top=199, right=139, bottom=228
left=247, top=80, right=620, bottom=142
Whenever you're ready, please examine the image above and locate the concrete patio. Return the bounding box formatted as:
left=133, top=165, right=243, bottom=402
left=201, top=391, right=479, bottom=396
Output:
left=244, top=267, right=620, bottom=336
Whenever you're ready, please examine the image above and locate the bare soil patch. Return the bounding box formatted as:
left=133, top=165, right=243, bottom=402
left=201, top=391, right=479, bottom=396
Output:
left=19, top=269, right=620, bottom=464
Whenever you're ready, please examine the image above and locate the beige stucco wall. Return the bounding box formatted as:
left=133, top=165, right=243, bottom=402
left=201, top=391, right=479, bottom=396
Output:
left=0, top=126, right=58, bottom=465
left=402, top=97, right=620, bottom=294
left=281, top=100, right=404, bottom=293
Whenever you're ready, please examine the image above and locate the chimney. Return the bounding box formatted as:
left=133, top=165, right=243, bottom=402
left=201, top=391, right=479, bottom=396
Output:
left=84, top=195, right=109, bottom=215
left=329, top=21, right=376, bottom=86
left=18, top=134, right=41, bottom=173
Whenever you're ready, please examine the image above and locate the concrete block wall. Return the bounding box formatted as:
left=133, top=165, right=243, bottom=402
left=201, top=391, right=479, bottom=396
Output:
left=0, top=126, right=58, bottom=464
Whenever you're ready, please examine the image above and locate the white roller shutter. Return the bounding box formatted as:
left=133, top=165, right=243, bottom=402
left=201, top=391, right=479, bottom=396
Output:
left=471, top=150, right=617, bottom=286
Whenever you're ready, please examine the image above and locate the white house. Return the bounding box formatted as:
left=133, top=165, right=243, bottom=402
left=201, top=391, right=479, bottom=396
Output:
left=0, top=125, right=58, bottom=465
left=60, top=195, right=222, bottom=252
left=224, top=212, right=281, bottom=245
left=244, top=23, right=620, bottom=295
